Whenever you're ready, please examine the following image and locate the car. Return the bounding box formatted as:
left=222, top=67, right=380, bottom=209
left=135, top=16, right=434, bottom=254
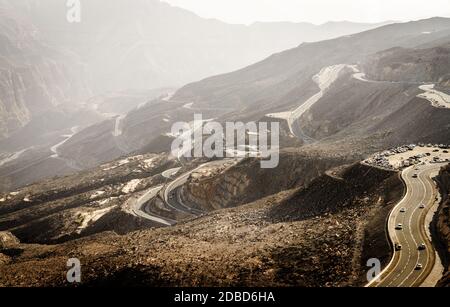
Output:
left=415, top=264, right=423, bottom=270
left=412, top=174, right=418, bottom=178
left=396, top=224, right=403, bottom=230
left=400, top=208, right=406, bottom=213
left=418, top=243, right=426, bottom=251
left=395, top=244, right=402, bottom=251
left=419, top=204, right=425, bottom=209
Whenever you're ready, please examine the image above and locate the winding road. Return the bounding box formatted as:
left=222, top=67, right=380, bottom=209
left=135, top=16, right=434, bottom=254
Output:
left=130, top=185, right=175, bottom=226
left=266, top=64, right=347, bottom=142
left=368, top=162, right=446, bottom=287
left=128, top=161, right=232, bottom=225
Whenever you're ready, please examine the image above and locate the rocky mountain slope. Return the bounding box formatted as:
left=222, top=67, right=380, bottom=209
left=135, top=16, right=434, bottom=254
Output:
left=173, top=18, right=450, bottom=113
left=362, top=44, right=450, bottom=84
left=0, top=0, right=395, bottom=190
left=43, top=18, right=450, bottom=179
left=0, top=159, right=403, bottom=287
left=436, top=165, right=450, bottom=287
left=0, top=1, right=91, bottom=140
left=0, top=146, right=358, bottom=245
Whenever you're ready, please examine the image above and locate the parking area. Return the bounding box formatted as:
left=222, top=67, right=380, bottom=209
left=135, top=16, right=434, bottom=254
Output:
left=364, top=143, right=450, bottom=170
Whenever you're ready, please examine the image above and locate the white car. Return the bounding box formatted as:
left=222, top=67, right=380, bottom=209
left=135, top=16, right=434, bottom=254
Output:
left=396, top=224, right=403, bottom=230
left=415, top=264, right=423, bottom=270
left=400, top=208, right=406, bottom=213
left=418, top=243, right=426, bottom=250
left=419, top=204, right=425, bottom=209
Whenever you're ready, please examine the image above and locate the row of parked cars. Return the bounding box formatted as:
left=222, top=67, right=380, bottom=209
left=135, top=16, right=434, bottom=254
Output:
left=366, top=143, right=450, bottom=170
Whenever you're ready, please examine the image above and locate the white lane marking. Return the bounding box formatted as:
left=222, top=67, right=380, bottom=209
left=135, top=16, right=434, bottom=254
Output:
left=369, top=166, right=412, bottom=287
left=408, top=169, right=436, bottom=286
left=385, top=168, right=422, bottom=286
left=387, top=168, right=426, bottom=286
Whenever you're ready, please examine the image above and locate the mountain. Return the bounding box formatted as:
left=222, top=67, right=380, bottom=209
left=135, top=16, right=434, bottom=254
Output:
left=5, top=0, right=392, bottom=94
left=0, top=15, right=450, bottom=288
left=0, top=151, right=403, bottom=287
left=174, top=18, right=450, bottom=112
left=362, top=44, right=450, bottom=84
left=0, top=0, right=91, bottom=140
left=55, top=18, right=450, bottom=170
left=0, top=0, right=396, bottom=189
left=1, top=16, right=450, bottom=192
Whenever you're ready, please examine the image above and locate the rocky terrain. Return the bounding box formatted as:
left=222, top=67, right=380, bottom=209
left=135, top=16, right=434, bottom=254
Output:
left=10, top=17, right=446, bottom=190
left=0, top=11, right=449, bottom=288
left=436, top=165, right=450, bottom=287
left=0, top=160, right=403, bottom=287
left=1, top=17, right=449, bottom=192
left=0, top=1, right=91, bottom=140
left=181, top=149, right=356, bottom=212
left=0, top=153, right=181, bottom=244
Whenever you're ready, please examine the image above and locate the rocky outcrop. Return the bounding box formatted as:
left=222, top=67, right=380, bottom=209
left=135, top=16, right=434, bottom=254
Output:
left=0, top=231, right=20, bottom=265
left=181, top=150, right=356, bottom=212
left=0, top=231, right=19, bottom=249
left=0, top=2, right=90, bottom=140
left=436, top=165, right=450, bottom=287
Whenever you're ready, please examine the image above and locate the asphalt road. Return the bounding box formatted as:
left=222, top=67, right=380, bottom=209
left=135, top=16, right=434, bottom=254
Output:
left=130, top=185, right=175, bottom=226
left=128, top=161, right=235, bottom=225
left=161, top=160, right=234, bottom=215
left=370, top=163, right=442, bottom=287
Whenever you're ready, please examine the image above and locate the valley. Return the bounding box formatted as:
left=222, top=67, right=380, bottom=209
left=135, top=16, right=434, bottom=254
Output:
left=0, top=2, right=449, bottom=289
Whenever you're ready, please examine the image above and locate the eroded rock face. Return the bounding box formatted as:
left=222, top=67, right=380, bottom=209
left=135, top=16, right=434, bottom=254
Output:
left=436, top=165, right=450, bottom=287
left=0, top=231, right=20, bottom=249
left=181, top=151, right=354, bottom=213
left=0, top=2, right=90, bottom=140
left=183, top=169, right=251, bottom=211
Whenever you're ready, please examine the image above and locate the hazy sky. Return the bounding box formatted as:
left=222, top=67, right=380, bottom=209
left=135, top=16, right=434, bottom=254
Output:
left=164, top=0, right=450, bottom=25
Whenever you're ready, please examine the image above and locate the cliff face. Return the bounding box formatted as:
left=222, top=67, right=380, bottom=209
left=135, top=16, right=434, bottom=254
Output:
left=0, top=71, right=30, bottom=139
left=0, top=2, right=90, bottom=140
left=181, top=150, right=355, bottom=212
left=436, top=165, right=450, bottom=287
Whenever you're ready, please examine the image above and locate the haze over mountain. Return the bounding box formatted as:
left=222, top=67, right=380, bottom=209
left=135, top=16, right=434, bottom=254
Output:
left=37, top=17, right=450, bottom=181
left=0, top=0, right=396, bottom=189
left=6, top=0, right=392, bottom=94
left=0, top=1, right=449, bottom=288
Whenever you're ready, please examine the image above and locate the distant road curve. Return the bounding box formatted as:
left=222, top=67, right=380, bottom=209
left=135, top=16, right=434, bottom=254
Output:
left=266, top=64, right=348, bottom=143
left=126, top=167, right=183, bottom=226
left=129, top=185, right=175, bottom=226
